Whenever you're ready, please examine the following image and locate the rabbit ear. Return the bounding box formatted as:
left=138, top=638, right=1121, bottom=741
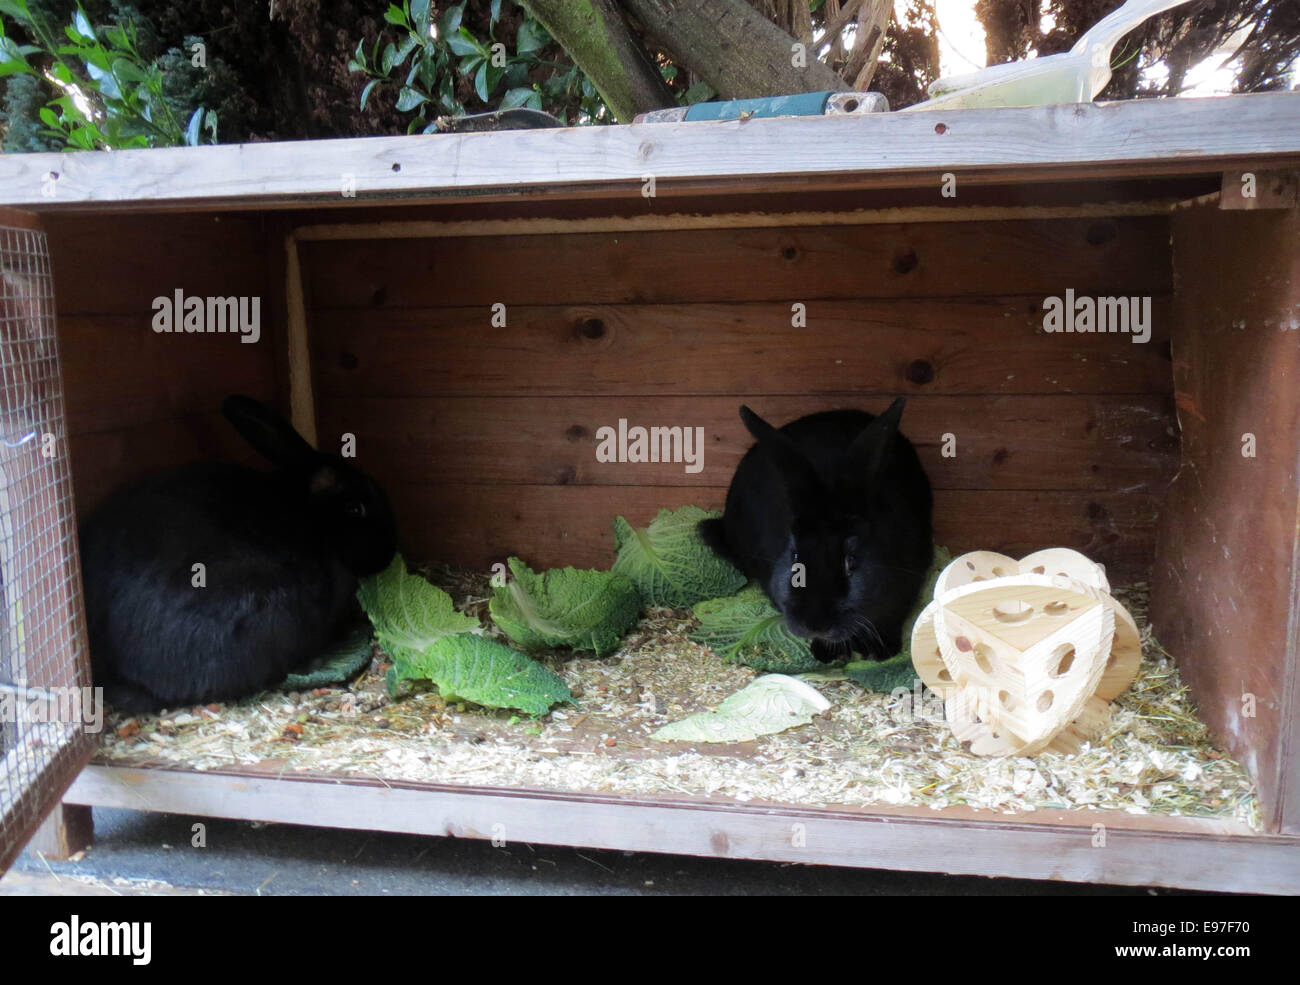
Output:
left=848, top=397, right=906, bottom=480
left=739, top=404, right=787, bottom=446
left=222, top=395, right=319, bottom=471
left=739, top=405, right=827, bottom=506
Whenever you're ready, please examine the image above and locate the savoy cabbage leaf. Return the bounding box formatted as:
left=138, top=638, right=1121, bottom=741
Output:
left=691, top=584, right=822, bottom=673
left=843, top=653, right=919, bottom=693
left=692, top=546, right=953, bottom=678
left=281, top=623, right=374, bottom=690
left=652, top=674, right=830, bottom=743
left=389, top=634, right=570, bottom=717
left=489, top=557, right=640, bottom=657
left=611, top=506, right=746, bottom=609
left=357, top=554, right=566, bottom=714
left=356, top=553, right=480, bottom=652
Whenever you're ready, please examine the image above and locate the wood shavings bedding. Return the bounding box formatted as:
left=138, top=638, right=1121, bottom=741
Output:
left=94, top=577, right=1259, bottom=828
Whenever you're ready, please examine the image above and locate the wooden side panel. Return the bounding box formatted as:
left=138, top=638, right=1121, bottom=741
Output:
left=59, top=315, right=274, bottom=435
left=391, top=484, right=1162, bottom=578
left=316, top=395, right=1177, bottom=493
left=303, top=216, right=1172, bottom=307
left=311, top=299, right=1174, bottom=398
left=42, top=213, right=276, bottom=517
left=1151, top=205, right=1300, bottom=834
left=306, top=215, right=1176, bottom=583
left=45, top=213, right=267, bottom=315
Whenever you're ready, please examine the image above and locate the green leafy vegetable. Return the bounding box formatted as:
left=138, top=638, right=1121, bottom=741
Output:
left=612, top=506, right=746, bottom=609
left=356, top=554, right=479, bottom=653
left=357, top=554, right=566, bottom=715
left=692, top=546, right=954, bottom=678
left=652, top=674, right=830, bottom=743
left=390, top=634, right=570, bottom=717
left=691, top=584, right=821, bottom=673
left=844, top=653, right=918, bottom=693
left=281, top=624, right=374, bottom=690
left=489, top=557, right=640, bottom=657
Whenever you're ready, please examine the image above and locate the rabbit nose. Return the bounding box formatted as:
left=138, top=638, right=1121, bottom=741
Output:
left=799, top=612, right=839, bottom=635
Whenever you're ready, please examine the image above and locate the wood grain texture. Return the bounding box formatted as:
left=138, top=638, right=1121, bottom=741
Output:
left=42, top=211, right=268, bottom=315
left=310, top=298, right=1175, bottom=398
left=1151, top=204, right=1300, bottom=835
left=59, top=315, right=275, bottom=436
left=386, top=482, right=1160, bottom=582
left=315, top=394, right=1178, bottom=493
left=278, top=175, right=1219, bottom=228
left=290, top=198, right=1181, bottom=242
left=0, top=207, right=41, bottom=230
left=3, top=92, right=1299, bottom=209
left=45, top=210, right=277, bottom=521
left=302, top=217, right=1172, bottom=308
left=63, top=765, right=1300, bottom=893
left=303, top=214, right=1175, bottom=590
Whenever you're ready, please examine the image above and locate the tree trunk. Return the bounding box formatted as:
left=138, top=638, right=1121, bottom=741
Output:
left=623, top=0, right=850, bottom=99
left=521, top=0, right=675, bottom=122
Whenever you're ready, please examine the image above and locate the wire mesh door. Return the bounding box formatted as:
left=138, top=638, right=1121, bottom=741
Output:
left=0, top=208, right=94, bottom=875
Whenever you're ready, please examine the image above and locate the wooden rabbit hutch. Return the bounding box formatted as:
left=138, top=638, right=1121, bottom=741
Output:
left=2, top=91, right=1299, bottom=892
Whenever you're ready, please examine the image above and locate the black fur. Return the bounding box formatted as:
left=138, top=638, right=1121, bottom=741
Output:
left=80, top=396, right=398, bottom=711
left=700, top=400, right=932, bottom=663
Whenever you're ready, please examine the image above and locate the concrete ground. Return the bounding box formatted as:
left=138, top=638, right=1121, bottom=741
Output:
left=2, top=807, right=1195, bottom=895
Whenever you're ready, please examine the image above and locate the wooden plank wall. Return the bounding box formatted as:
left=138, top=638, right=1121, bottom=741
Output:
left=1151, top=204, right=1300, bottom=834
left=43, top=213, right=276, bottom=517
left=303, top=214, right=1178, bottom=581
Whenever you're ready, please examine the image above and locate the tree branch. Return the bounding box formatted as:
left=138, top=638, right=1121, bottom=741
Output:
left=819, top=0, right=864, bottom=53
left=622, top=0, right=849, bottom=99
left=521, top=0, right=675, bottom=121
left=844, top=0, right=891, bottom=90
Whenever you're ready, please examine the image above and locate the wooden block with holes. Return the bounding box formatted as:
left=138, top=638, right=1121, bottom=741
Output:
left=911, top=548, right=1142, bottom=756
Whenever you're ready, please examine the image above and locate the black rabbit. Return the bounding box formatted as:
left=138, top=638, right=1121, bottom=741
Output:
left=80, top=395, right=398, bottom=711
left=700, top=399, right=932, bottom=663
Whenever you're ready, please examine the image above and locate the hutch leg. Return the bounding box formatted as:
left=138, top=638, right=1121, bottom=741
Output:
left=27, top=802, right=94, bottom=860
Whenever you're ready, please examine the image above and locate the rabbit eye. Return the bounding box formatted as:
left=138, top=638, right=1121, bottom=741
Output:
left=345, top=500, right=367, bottom=519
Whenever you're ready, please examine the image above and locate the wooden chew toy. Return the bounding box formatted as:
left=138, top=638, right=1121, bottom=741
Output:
left=910, top=548, right=1142, bottom=756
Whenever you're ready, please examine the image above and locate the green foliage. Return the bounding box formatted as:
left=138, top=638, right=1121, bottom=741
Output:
left=691, top=584, right=823, bottom=674
left=692, top=546, right=953, bottom=677
left=0, top=71, right=56, bottom=150
left=357, top=553, right=480, bottom=652
left=843, top=653, right=918, bottom=693
left=611, top=506, right=746, bottom=610
left=281, top=624, right=374, bottom=690
left=0, top=0, right=218, bottom=150
left=357, top=553, right=568, bottom=715
left=390, top=633, right=571, bottom=717
left=489, top=556, right=640, bottom=657
left=349, top=0, right=609, bottom=131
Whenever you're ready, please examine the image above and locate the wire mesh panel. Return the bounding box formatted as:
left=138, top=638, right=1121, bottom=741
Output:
left=0, top=208, right=94, bottom=874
